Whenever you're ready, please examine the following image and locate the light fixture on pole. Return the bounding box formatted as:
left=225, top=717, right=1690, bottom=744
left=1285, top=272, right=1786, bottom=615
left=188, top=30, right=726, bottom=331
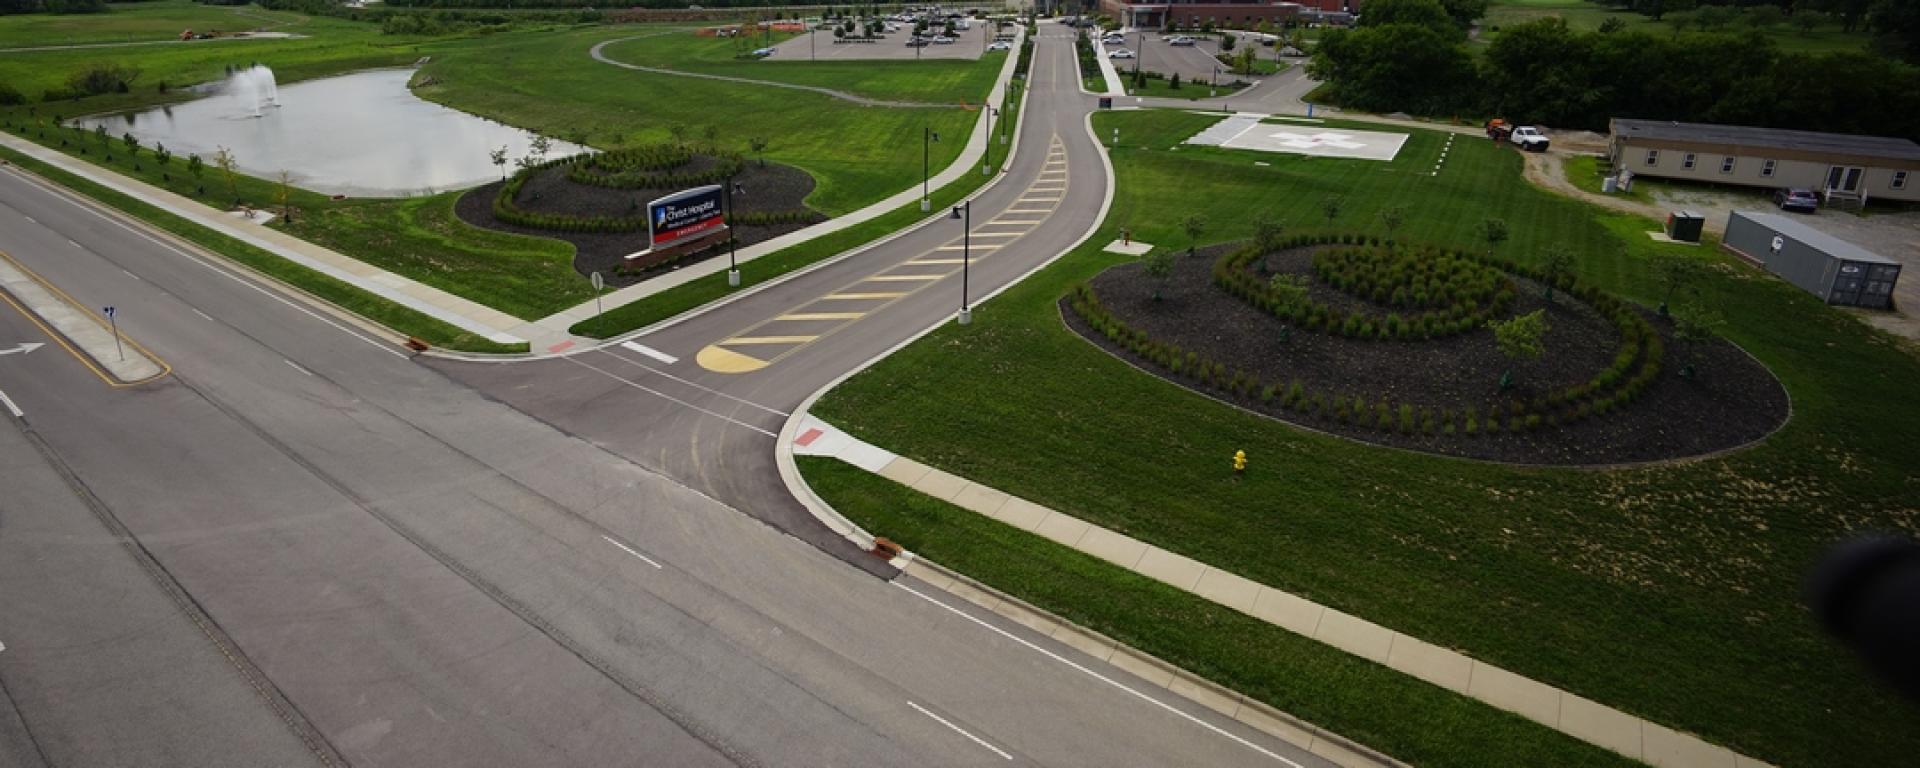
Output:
left=950, top=201, right=971, bottom=325
left=725, top=175, right=740, bottom=287
left=922, top=127, right=938, bottom=211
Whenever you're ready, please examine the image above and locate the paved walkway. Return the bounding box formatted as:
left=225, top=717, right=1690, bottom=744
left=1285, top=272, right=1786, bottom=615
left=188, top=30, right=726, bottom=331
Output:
left=791, top=416, right=1779, bottom=768
left=527, top=26, right=1029, bottom=347
left=0, top=134, right=532, bottom=347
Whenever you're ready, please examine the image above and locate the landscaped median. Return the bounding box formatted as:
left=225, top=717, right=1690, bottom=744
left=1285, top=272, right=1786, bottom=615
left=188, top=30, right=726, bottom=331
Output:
left=802, top=106, right=1920, bottom=768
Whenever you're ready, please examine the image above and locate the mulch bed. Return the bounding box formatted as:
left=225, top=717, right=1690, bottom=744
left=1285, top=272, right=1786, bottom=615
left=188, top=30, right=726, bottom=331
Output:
left=454, top=158, right=823, bottom=288
left=1063, top=243, right=1791, bottom=466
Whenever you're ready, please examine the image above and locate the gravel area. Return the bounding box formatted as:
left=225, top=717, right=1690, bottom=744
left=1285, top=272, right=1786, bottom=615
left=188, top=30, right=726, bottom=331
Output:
left=455, top=158, right=823, bottom=287
left=1066, top=243, right=1790, bottom=465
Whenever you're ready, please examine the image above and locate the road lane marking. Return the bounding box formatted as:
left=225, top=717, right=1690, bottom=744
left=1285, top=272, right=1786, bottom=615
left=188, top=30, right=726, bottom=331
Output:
left=895, top=582, right=1305, bottom=767
left=121, top=269, right=141, bottom=281
left=863, top=274, right=942, bottom=282
left=694, top=345, right=769, bottom=374
left=722, top=335, right=817, bottom=345
left=283, top=360, right=314, bottom=377
left=595, top=348, right=789, bottom=417
left=991, top=218, right=1046, bottom=225
left=619, top=340, right=678, bottom=365
left=67, top=239, right=81, bottom=248
left=777, top=312, right=865, bottom=321
left=933, top=244, right=1001, bottom=251
left=908, top=701, right=1013, bottom=761
left=192, top=308, right=214, bottom=321
left=21, top=216, right=34, bottom=224
left=602, top=535, right=663, bottom=569
left=909, top=258, right=976, bottom=265
left=0, top=388, right=22, bottom=419
left=564, top=356, right=776, bottom=437
left=823, top=292, right=908, bottom=300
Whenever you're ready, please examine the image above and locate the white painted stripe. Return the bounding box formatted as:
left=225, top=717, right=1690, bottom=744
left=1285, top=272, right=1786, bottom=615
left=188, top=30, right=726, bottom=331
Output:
left=121, top=269, right=141, bottom=281
left=192, top=308, right=214, bottom=322
left=908, top=701, right=1013, bottom=761
left=284, top=360, right=314, bottom=377
left=619, top=340, right=678, bottom=365
left=896, top=583, right=1304, bottom=767
left=601, top=535, right=662, bottom=569
left=564, top=357, right=776, bottom=438
left=67, top=240, right=81, bottom=248
left=0, top=388, right=22, bottom=419
left=22, top=216, right=34, bottom=224
left=595, top=348, right=788, bottom=417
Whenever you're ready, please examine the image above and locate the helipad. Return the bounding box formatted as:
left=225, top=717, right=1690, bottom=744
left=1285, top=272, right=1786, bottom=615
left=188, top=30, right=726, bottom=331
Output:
left=1186, top=116, right=1408, bottom=161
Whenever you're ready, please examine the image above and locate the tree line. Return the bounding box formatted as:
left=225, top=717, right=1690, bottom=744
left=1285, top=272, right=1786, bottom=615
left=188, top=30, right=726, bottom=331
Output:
left=1309, top=0, right=1920, bottom=141
left=1, top=0, right=107, bottom=15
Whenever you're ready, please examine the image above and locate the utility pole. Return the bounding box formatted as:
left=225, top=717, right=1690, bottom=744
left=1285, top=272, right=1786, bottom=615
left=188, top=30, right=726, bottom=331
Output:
left=922, top=127, right=938, bottom=211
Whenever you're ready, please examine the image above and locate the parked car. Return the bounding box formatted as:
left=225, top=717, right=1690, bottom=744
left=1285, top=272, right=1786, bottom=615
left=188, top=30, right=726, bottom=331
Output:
left=931, top=34, right=956, bottom=44
left=1103, top=34, right=1126, bottom=45
left=1109, top=48, right=1135, bottom=59
left=750, top=47, right=775, bottom=58
left=1507, top=125, right=1550, bottom=152
left=1775, top=187, right=1820, bottom=213
left=1169, top=35, right=1196, bottom=46
left=987, top=40, right=1011, bottom=51
left=905, top=36, right=931, bottom=47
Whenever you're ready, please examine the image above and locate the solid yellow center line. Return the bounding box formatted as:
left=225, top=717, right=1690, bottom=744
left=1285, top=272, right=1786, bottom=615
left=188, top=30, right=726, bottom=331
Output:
left=777, top=312, right=866, bottom=321
left=723, top=335, right=819, bottom=345
left=822, top=292, right=909, bottom=300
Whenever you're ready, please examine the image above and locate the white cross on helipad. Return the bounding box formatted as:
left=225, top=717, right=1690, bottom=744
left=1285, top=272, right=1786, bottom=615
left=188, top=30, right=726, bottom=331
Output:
left=1269, top=131, right=1367, bottom=150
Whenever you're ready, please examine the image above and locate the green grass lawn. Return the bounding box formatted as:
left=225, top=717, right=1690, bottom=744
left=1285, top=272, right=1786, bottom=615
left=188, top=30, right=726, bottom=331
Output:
left=803, top=458, right=1638, bottom=768
left=414, top=25, right=990, bottom=217
left=594, top=29, right=1008, bottom=105
left=1123, top=74, right=1245, bottom=100
left=809, top=108, right=1920, bottom=768
left=0, top=0, right=302, bottom=49
left=1480, top=0, right=1874, bottom=54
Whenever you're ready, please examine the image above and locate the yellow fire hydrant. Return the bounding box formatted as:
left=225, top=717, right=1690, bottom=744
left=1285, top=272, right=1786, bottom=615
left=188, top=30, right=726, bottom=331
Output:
left=1232, top=449, right=1247, bottom=476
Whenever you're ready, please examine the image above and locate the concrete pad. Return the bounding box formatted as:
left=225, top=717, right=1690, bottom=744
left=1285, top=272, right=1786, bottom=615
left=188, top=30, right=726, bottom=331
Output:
left=1107, top=649, right=1176, bottom=689
left=1385, top=636, right=1473, bottom=693
left=1249, top=588, right=1325, bottom=638
left=877, top=456, right=932, bottom=487
left=910, top=468, right=970, bottom=502
left=1234, top=704, right=1316, bottom=750
left=1466, top=661, right=1560, bottom=727
left=1048, top=626, right=1116, bottom=662
left=1312, top=609, right=1394, bottom=664
left=1168, top=673, right=1241, bottom=718
left=950, top=483, right=1011, bottom=518
left=1217, top=125, right=1410, bottom=162
left=1032, top=512, right=1092, bottom=548
left=940, top=578, right=1001, bottom=613
left=1641, top=722, right=1739, bottom=768
left=1076, top=525, right=1148, bottom=569
left=901, top=561, right=956, bottom=592
left=991, top=496, right=1051, bottom=531
left=1103, top=238, right=1154, bottom=256
left=1192, top=569, right=1262, bottom=614
left=1133, top=546, right=1208, bottom=591
left=1558, top=693, right=1643, bottom=759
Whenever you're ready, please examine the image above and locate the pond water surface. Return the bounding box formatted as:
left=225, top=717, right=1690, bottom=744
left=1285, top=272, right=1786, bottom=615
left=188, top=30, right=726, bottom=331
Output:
left=77, top=68, right=585, bottom=198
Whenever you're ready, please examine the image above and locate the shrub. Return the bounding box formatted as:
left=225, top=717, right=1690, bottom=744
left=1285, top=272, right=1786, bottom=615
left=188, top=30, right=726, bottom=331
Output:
left=1375, top=404, right=1393, bottom=431
left=1398, top=403, right=1415, bottom=434
left=1261, top=384, right=1277, bottom=404
left=1465, top=415, right=1479, bottom=435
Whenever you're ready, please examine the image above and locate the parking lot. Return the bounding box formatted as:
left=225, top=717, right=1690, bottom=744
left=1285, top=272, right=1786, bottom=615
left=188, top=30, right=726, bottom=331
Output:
left=1101, top=31, right=1278, bottom=85
left=766, top=21, right=1000, bottom=61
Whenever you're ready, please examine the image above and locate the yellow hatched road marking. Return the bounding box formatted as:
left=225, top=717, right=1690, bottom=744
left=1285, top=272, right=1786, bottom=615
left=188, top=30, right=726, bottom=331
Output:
left=1004, top=208, right=1052, bottom=214
left=993, top=218, right=1045, bottom=225
left=864, top=274, right=943, bottom=282
left=966, top=232, right=1024, bottom=238
left=777, top=312, right=865, bottom=321
left=723, top=335, right=818, bottom=345
left=932, top=245, right=1001, bottom=251
left=696, top=346, right=768, bottom=374
left=822, top=292, right=908, bottom=300
left=909, top=258, right=977, bottom=264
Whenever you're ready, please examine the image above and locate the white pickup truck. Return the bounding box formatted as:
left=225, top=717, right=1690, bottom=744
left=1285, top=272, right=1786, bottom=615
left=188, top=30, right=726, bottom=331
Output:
left=1508, top=125, right=1550, bottom=152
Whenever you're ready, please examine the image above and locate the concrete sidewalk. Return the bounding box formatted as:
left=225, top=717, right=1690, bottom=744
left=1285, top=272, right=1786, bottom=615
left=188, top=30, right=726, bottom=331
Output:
left=527, top=26, right=1032, bottom=346
left=0, top=134, right=533, bottom=348
left=792, top=418, right=1778, bottom=768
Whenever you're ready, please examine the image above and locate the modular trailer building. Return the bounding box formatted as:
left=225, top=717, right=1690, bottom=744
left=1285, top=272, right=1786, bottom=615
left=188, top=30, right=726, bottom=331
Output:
left=1722, top=211, right=1901, bottom=309
left=1609, top=119, right=1920, bottom=207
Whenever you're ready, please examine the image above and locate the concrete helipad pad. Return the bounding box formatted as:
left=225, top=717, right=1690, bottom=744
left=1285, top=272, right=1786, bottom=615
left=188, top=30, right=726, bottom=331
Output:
left=1188, top=117, right=1409, bottom=161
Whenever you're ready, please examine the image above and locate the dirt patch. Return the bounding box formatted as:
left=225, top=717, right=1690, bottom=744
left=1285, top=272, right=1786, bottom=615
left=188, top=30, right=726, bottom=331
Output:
left=454, top=158, right=822, bottom=287
left=1065, top=243, right=1790, bottom=466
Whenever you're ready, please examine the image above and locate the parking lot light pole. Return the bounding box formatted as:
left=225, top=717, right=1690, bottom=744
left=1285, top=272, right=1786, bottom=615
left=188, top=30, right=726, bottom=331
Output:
left=725, top=175, right=740, bottom=287
left=922, top=127, right=937, bottom=211
left=952, top=201, right=971, bottom=325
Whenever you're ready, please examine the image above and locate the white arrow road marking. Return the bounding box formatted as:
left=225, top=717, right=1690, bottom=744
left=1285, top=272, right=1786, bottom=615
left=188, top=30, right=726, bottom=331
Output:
left=0, top=342, right=45, bottom=357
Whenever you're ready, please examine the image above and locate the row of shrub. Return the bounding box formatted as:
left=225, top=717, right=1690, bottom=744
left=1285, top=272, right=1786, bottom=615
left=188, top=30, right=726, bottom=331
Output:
left=1073, top=235, right=1670, bottom=437
left=492, top=161, right=817, bottom=234
left=1310, top=245, right=1506, bottom=311
left=1214, top=235, right=1517, bottom=343
left=566, top=153, right=745, bottom=191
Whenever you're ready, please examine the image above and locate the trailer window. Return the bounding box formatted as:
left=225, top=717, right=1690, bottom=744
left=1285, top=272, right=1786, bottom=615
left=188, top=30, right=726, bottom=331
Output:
left=1644, top=149, right=1659, bottom=166
left=1721, top=156, right=1736, bottom=173
left=1762, top=159, right=1776, bottom=177
left=1895, top=171, right=1909, bottom=190
left=1683, top=153, right=1696, bottom=170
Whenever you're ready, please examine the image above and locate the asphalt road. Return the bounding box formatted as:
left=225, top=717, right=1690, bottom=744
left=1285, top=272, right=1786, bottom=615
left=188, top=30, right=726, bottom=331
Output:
left=0, top=22, right=1332, bottom=768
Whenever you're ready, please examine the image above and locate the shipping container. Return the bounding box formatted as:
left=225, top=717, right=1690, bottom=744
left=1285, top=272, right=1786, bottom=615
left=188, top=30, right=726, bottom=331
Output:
left=1722, top=211, right=1901, bottom=309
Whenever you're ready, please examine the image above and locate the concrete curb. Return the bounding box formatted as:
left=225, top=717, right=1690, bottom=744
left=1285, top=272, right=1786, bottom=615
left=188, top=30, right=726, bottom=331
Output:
left=0, top=249, right=168, bottom=386
left=903, top=557, right=1408, bottom=768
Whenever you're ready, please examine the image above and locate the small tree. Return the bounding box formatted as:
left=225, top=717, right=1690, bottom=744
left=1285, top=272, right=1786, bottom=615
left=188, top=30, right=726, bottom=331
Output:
left=749, top=135, right=770, bottom=166
left=1480, top=217, right=1508, bottom=255
left=1489, top=309, right=1549, bottom=389
left=1319, top=195, right=1343, bottom=228
left=1651, top=252, right=1706, bottom=316
left=212, top=146, right=239, bottom=204
left=1378, top=205, right=1405, bottom=244
left=274, top=170, right=294, bottom=224
left=489, top=145, right=509, bottom=180
left=93, top=123, right=108, bottom=147
left=1220, top=32, right=1236, bottom=52
left=121, top=131, right=139, bottom=157
left=187, top=153, right=205, bottom=193
left=1268, top=272, right=1310, bottom=342
left=529, top=134, right=552, bottom=165
left=1170, top=72, right=1182, bottom=90
left=1182, top=212, right=1208, bottom=256
left=153, top=143, right=171, bottom=167
left=1540, top=245, right=1574, bottom=303
left=1141, top=249, right=1175, bottom=301
left=1672, top=301, right=1725, bottom=379
left=1252, top=216, right=1284, bottom=272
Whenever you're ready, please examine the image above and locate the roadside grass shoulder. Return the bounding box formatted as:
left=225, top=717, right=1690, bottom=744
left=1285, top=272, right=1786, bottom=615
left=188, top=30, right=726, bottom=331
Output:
left=0, top=145, right=525, bottom=353
left=809, top=107, right=1920, bottom=767
left=800, top=457, right=1638, bottom=768
left=1123, top=74, right=1246, bottom=100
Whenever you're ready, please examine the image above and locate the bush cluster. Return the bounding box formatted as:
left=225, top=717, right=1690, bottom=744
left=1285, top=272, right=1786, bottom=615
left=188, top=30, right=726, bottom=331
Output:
left=1072, top=233, right=1671, bottom=439
left=1214, top=234, right=1516, bottom=342
left=565, top=146, right=745, bottom=190
left=491, top=160, right=815, bottom=235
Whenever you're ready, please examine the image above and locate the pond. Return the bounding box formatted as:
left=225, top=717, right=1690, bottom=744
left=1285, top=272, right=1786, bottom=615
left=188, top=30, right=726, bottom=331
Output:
left=75, top=67, right=586, bottom=198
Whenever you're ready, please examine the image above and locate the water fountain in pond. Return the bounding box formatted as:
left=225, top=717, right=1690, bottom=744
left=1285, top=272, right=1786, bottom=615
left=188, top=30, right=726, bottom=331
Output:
left=231, top=65, right=280, bottom=118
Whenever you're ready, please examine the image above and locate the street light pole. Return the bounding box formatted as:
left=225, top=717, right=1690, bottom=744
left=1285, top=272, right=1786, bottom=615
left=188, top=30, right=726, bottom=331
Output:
left=725, top=175, right=740, bottom=287
left=982, top=106, right=996, bottom=176
left=922, top=126, right=936, bottom=211
left=953, top=200, right=972, bottom=325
